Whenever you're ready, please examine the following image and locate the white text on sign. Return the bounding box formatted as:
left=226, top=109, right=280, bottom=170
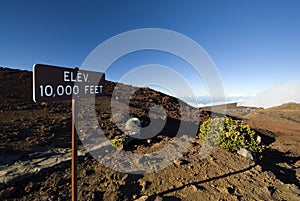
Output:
left=64, top=71, right=89, bottom=82
left=33, top=64, right=105, bottom=102
left=38, top=70, right=104, bottom=98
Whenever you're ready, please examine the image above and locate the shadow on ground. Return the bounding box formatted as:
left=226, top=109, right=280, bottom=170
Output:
left=158, top=164, right=257, bottom=196
left=255, top=130, right=299, bottom=188
left=259, top=149, right=300, bottom=188
left=119, top=174, right=143, bottom=199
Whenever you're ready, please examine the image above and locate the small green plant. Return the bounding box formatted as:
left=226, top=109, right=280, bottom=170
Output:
left=111, top=137, right=125, bottom=148
left=199, top=117, right=262, bottom=153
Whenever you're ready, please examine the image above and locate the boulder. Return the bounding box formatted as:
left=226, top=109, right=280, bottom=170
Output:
left=237, top=148, right=254, bottom=160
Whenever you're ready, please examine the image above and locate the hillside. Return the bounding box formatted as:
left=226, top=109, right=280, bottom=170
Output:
left=244, top=102, right=300, bottom=124
left=0, top=67, right=299, bottom=200
left=242, top=102, right=300, bottom=157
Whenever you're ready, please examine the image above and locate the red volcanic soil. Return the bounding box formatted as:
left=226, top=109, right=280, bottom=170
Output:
left=0, top=67, right=299, bottom=200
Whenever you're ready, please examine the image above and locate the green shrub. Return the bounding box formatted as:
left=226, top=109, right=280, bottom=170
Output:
left=111, top=137, right=125, bottom=148
left=199, top=117, right=262, bottom=153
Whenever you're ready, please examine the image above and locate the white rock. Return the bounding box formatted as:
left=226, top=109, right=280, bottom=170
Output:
left=237, top=148, right=254, bottom=160
left=125, top=118, right=141, bottom=136
left=257, top=135, right=262, bottom=143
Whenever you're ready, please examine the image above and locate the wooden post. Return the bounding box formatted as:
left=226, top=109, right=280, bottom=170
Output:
left=72, top=98, right=78, bottom=201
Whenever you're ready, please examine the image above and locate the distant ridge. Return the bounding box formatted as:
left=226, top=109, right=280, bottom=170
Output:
left=0, top=67, right=33, bottom=100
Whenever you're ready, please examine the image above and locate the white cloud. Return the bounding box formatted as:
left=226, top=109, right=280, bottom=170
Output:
left=238, top=81, right=300, bottom=108
left=184, top=95, right=253, bottom=108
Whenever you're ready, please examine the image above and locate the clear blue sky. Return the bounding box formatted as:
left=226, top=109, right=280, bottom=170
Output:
left=1, top=0, right=299, bottom=102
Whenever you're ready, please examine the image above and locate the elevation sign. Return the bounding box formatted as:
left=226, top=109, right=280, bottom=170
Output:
left=33, top=64, right=105, bottom=102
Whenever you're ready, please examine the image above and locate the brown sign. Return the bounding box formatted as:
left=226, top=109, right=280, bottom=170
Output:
left=33, top=64, right=105, bottom=102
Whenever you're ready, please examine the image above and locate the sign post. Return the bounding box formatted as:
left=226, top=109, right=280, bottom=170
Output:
left=33, top=64, right=105, bottom=201
left=72, top=98, right=77, bottom=201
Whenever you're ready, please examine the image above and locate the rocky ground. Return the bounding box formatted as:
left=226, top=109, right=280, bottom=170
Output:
left=0, top=67, right=299, bottom=200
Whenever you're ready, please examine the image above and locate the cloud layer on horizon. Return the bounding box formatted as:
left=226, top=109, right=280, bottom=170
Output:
left=238, top=81, right=300, bottom=108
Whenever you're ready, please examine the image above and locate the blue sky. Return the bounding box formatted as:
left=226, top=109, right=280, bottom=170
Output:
left=1, top=0, right=299, bottom=106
